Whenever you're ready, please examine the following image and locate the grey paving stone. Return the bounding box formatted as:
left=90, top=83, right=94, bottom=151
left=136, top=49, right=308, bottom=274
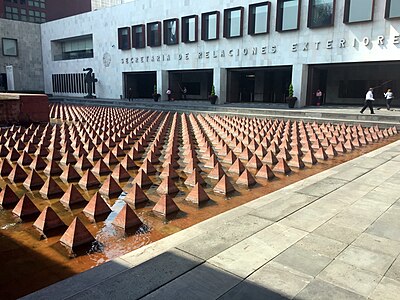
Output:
left=273, top=245, right=332, bottom=277
left=362, top=184, right=400, bottom=205
left=336, top=245, right=395, bottom=275
left=296, top=178, right=348, bottom=197
left=218, top=279, right=287, bottom=300
left=350, top=157, right=387, bottom=170
left=245, top=261, right=312, bottom=299
left=371, top=151, right=400, bottom=161
left=208, top=223, right=307, bottom=278
left=317, top=260, right=381, bottom=297
left=328, top=182, right=376, bottom=205
left=65, top=248, right=203, bottom=300
left=294, top=279, right=365, bottom=300
left=313, top=222, right=363, bottom=244
left=177, top=214, right=272, bottom=260
left=367, top=206, right=400, bottom=241
left=22, top=258, right=133, bottom=300
left=369, top=277, right=400, bottom=300
left=294, top=233, right=347, bottom=259
left=329, top=166, right=371, bottom=181
left=141, top=263, right=242, bottom=300
left=352, top=161, right=400, bottom=186
left=352, top=233, right=400, bottom=257
left=386, top=257, right=400, bottom=281
left=250, top=193, right=318, bottom=222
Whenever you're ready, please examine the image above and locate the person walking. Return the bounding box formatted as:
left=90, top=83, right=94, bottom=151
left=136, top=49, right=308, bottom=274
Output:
left=384, top=89, right=394, bottom=110
left=182, top=86, right=187, bottom=100
left=127, top=88, right=133, bottom=102
left=315, top=89, right=323, bottom=106
left=166, top=88, right=172, bottom=101
left=360, top=88, right=375, bottom=114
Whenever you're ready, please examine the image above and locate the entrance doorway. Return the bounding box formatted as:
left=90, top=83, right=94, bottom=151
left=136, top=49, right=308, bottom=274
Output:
left=168, top=69, right=213, bottom=101
left=227, top=67, right=292, bottom=103
left=0, top=73, right=7, bottom=91
left=124, top=72, right=156, bottom=99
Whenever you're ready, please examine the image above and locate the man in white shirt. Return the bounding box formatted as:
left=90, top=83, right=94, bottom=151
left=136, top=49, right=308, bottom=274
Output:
left=360, top=88, right=375, bottom=114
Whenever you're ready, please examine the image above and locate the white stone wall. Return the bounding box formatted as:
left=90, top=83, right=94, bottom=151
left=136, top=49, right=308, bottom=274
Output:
left=40, top=0, right=400, bottom=103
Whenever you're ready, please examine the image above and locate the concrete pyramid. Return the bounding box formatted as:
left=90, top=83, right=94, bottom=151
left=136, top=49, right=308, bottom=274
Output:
left=60, top=184, right=86, bottom=206
left=288, top=155, right=305, bottom=169
left=30, top=155, right=47, bottom=171
left=273, top=158, right=292, bottom=174
left=111, top=163, right=131, bottom=182
left=39, top=176, right=64, bottom=199
left=8, top=163, right=28, bottom=183
left=23, top=169, right=45, bottom=190
left=186, top=183, right=210, bottom=205
left=59, top=217, right=95, bottom=248
left=156, top=176, right=179, bottom=195
left=132, top=169, right=153, bottom=188
left=184, top=168, right=205, bottom=187
left=60, top=150, right=77, bottom=165
left=120, top=154, right=138, bottom=170
left=92, top=159, right=111, bottom=176
left=12, top=194, right=40, bottom=219
left=303, top=151, right=318, bottom=165
left=207, top=162, right=225, bottom=180
left=75, top=155, right=93, bottom=171
left=99, top=175, right=123, bottom=197
left=160, top=164, right=179, bottom=179
left=228, top=158, right=245, bottom=175
left=83, top=192, right=112, bottom=218
left=112, top=204, right=143, bottom=229
left=87, top=147, right=102, bottom=161
left=44, top=160, right=63, bottom=176
left=33, top=206, right=66, bottom=234
left=60, top=164, right=81, bottom=182
left=140, top=159, right=157, bottom=175
left=103, top=151, right=119, bottom=166
left=0, top=184, right=19, bottom=207
left=256, top=165, right=275, bottom=180
left=17, top=151, right=33, bottom=166
left=236, top=169, right=256, bottom=187
left=152, top=194, right=180, bottom=217
left=0, top=158, right=13, bottom=176
left=246, top=154, right=263, bottom=170
left=124, top=183, right=149, bottom=208
left=213, top=175, right=235, bottom=195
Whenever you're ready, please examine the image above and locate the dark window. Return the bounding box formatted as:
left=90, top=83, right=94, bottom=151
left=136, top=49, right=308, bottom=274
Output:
left=276, top=0, right=301, bottom=32
left=249, top=2, right=271, bottom=35
left=224, top=7, right=244, bottom=38
left=118, top=27, right=131, bottom=50
left=164, top=18, right=179, bottom=45
left=147, top=21, right=161, bottom=47
left=132, top=25, right=145, bottom=48
left=385, top=0, right=400, bottom=19
left=344, top=0, right=374, bottom=23
left=202, top=11, right=220, bottom=41
left=308, top=0, right=335, bottom=28
left=182, top=15, right=198, bottom=43
left=2, top=38, right=18, bottom=57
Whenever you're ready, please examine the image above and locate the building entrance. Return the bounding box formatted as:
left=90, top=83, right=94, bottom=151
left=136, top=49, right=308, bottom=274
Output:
left=168, top=70, right=213, bottom=101
left=124, top=72, right=156, bottom=99
left=0, top=74, right=7, bottom=91
left=227, top=67, right=292, bottom=103
left=308, top=61, right=400, bottom=106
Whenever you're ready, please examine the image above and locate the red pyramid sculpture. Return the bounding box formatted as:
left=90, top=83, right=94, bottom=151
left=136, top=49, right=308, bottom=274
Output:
left=303, top=151, right=318, bottom=165
left=184, top=168, right=205, bottom=187
left=204, top=154, right=218, bottom=169
left=236, top=169, right=257, bottom=187
left=223, top=150, right=237, bottom=164
left=75, top=155, right=93, bottom=171
left=246, top=154, right=263, bottom=170
left=99, top=175, right=123, bottom=197
left=0, top=158, right=13, bottom=176
left=23, top=169, right=45, bottom=190
left=87, top=147, right=102, bottom=161
left=103, top=151, right=119, bottom=166
left=256, top=164, right=275, bottom=180
left=59, top=217, right=95, bottom=249
left=140, top=159, right=157, bottom=175
left=39, top=176, right=64, bottom=199
left=92, top=159, right=111, bottom=176
left=17, top=151, right=33, bottom=166
left=186, top=183, right=209, bottom=205
left=12, top=194, right=40, bottom=219
left=288, top=155, right=305, bottom=169
left=156, top=176, right=179, bottom=195
left=83, top=192, right=112, bottom=218
left=112, top=204, right=143, bottom=229
left=124, top=183, right=149, bottom=208
left=152, top=194, right=180, bottom=217
left=120, top=154, right=138, bottom=170
left=0, top=184, right=19, bottom=207
left=133, top=169, right=153, bottom=188
left=325, top=144, right=338, bottom=156
left=213, top=175, right=235, bottom=195
left=33, top=206, right=66, bottom=234
left=228, top=158, right=245, bottom=175
left=60, top=151, right=77, bottom=165
left=208, top=162, right=226, bottom=180
left=8, top=163, right=28, bottom=183
left=6, top=148, right=20, bottom=161
left=183, top=159, right=201, bottom=174
left=111, top=163, right=131, bottom=182
left=314, top=147, right=328, bottom=160
left=44, top=160, right=63, bottom=176
left=160, top=164, right=179, bottom=179
left=79, top=170, right=100, bottom=190
left=60, top=184, right=86, bottom=206
left=60, top=164, right=81, bottom=182
left=273, top=158, right=292, bottom=174
left=30, top=155, right=47, bottom=171
left=263, top=150, right=278, bottom=165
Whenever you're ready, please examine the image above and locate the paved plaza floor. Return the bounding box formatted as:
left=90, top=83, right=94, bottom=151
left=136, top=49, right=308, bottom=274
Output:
left=25, top=137, right=400, bottom=299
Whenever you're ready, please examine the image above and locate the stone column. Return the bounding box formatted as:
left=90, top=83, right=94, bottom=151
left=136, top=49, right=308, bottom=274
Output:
left=157, top=70, right=169, bottom=101
left=213, top=67, right=227, bottom=104
left=291, top=64, right=308, bottom=107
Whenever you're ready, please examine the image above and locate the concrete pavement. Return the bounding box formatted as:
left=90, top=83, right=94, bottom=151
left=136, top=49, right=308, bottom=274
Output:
left=25, top=139, right=400, bottom=300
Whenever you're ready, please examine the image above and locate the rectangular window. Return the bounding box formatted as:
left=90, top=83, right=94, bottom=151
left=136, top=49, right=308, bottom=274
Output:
left=118, top=27, right=131, bottom=50
left=276, top=0, right=301, bottom=32
left=202, top=11, right=220, bottom=41
left=132, top=25, right=145, bottom=48
left=147, top=21, right=161, bottom=47
left=2, top=38, right=18, bottom=57
left=385, top=0, right=400, bottom=19
left=52, top=35, right=93, bottom=61
left=344, top=0, right=374, bottom=23
left=249, top=2, right=270, bottom=35
left=224, top=7, right=244, bottom=38
left=308, top=0, right=335, bottom=28
left=182, top=15, right=198, bottom=43
left=164, top=18, right=179, bottom=45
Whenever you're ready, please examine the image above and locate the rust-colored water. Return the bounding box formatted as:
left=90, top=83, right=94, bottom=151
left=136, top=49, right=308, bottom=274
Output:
left=0, top=114, right=398, bottom=299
